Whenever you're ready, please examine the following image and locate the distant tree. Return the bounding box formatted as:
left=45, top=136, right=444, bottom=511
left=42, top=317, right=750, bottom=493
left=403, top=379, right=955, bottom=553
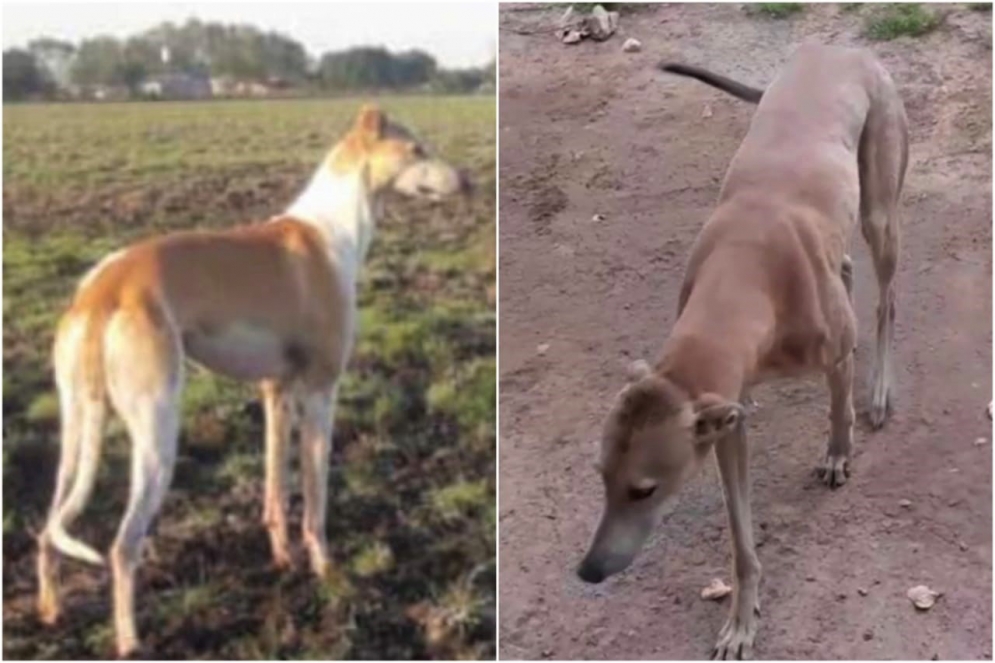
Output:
left=27, top=38, right=76, bottom=89
left=317, top=47, right=437, bottom=90
left=393, top=50, right=438, bottom=86
left=71, top=36, right=123, bottom=86
left=3, top=48, right=53, bottom=100
left=138, top=19, right=307, bottom=82
left=430, top=66, right=488, bottom=94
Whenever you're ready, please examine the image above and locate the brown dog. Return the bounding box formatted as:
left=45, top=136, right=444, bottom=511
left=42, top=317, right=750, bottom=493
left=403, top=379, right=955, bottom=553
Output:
left=578, top=45, right=908, bottom=659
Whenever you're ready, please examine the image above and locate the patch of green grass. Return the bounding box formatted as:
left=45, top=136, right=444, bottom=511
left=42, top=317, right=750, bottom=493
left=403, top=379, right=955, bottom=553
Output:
left=427, top=358, right=496, bottom=440
left=840, top=2, right=863, bottom=12
left=864, top=3, right=941, bottom=40
left=25, top=392, right=59, bottom=425
left=430, top=479, right=491, bottom=522
left=351, top=541, right=395, bottom=577
left=748, top=3, right=805, bottom=18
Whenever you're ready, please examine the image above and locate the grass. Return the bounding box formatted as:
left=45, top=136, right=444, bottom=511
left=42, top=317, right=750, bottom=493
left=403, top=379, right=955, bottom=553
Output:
left=747, top=3, right=805, bottom=18
left=2, top=96, right=495, bottom=659
left=864, top=3, right=942, bottom=40
left=967, top=2, right=992, bottom=10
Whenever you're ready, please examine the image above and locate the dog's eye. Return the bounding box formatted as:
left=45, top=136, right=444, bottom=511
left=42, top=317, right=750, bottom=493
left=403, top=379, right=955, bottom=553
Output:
left=627, top=485, right=657, bottom=501
left=411, top=143, right=427, bottom=158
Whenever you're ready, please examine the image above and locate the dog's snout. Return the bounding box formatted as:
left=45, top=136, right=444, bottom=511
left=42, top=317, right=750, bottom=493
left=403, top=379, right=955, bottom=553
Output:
left=577, top=561, right=606, bottom=584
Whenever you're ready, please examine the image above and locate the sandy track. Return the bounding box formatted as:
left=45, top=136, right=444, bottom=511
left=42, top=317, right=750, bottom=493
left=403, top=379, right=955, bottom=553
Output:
left=498, top=4, right=992, bottom=659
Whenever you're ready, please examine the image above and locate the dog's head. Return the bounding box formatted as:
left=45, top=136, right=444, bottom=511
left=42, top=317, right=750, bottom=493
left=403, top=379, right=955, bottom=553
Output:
left=330, top=104, right=472, bottom=201
left=577, top=360, right=744, bottom=583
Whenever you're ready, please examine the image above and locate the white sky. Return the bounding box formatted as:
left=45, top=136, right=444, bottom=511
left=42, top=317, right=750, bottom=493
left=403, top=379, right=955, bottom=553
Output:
left=2, top=2, right=496, bottom=68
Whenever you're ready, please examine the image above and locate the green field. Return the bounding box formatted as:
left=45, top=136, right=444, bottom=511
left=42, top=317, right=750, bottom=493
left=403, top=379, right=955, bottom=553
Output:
left=2, top=96, right=495, bottom=659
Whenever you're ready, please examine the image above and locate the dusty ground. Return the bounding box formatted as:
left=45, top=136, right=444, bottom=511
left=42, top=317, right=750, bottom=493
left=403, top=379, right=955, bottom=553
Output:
left=498, top=4, right=991, bottom=660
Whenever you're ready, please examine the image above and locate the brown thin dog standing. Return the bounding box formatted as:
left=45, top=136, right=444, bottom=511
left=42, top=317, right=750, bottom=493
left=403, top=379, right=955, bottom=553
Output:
left=578, top=44, right=908, bottom=659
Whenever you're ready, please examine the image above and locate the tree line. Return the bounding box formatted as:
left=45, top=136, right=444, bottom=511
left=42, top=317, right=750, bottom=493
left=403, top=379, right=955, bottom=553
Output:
left=3, top=18, right=494, bottom=100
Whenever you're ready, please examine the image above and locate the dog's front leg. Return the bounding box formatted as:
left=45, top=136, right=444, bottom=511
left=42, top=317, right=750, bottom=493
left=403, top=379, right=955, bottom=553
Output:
left=261, top=381, right=293, bottom=569
left=300, top=385, right=336, bottom=577
left=713, top=427, right=761, bottom=660
left=820, top=350, right=855, bottom=488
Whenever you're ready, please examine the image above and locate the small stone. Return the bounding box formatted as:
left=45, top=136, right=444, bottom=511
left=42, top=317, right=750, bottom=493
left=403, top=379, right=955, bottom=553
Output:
left=537, top=343, right=551, bottom=356
left=622, top=37, right=642, bottom=52
left=899, top=499, right=912, bottom=508
left=562, top=29, right=583, bottom=44
left=959, top=541, right=969, bottom=552
left=858, top=587, right=868, bottom=596
left=702, top=104, right=713, bottom=118
left=701, top=578, right=733, bottom=600
left=592, top=213, right=605, bottom=222
left=586, top=5, right=619, bottom=41
left=863, top=629, right=874, bottom=641
left=907, top=584, right=940, bottom=610
left=974, top=437, right=988, bottom=446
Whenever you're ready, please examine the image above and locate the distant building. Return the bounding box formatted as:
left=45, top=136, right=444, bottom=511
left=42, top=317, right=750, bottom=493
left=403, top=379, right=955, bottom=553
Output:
left=140, top=72, right=212, bottom=100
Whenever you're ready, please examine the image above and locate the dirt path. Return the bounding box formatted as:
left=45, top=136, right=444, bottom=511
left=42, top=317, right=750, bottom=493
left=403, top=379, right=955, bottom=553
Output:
left=498, top=4, right=992, bottom=659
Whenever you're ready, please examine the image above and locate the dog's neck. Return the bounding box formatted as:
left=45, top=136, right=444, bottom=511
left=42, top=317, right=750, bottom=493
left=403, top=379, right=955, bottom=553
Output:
left=657, top=284, right=774, bottom=402
left=657, top=332, right=747, bottom=402
left=284, top=155, right=378, bottom=277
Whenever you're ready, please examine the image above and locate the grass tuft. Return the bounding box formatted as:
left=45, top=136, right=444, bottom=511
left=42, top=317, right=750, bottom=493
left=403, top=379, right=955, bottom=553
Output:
left=747, top=3, right=805, bottom=18
left=864, top=3, right=941, bottom=40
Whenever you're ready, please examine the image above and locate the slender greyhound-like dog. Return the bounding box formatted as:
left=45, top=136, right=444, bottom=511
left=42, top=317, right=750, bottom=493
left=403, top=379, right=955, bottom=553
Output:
left=37, top=105, right=471, bottom=656
left=578, top=45, right=907, bottom=659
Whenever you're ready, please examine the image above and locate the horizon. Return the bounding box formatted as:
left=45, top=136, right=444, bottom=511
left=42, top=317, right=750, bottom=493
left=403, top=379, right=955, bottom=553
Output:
left=2, top=2, right=495, bottom=68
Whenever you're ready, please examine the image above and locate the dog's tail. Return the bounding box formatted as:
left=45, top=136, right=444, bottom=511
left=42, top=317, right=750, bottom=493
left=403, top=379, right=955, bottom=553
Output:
left=659, top=62, right=764, bottom=104
left=41, top=312, right=108, bottom=567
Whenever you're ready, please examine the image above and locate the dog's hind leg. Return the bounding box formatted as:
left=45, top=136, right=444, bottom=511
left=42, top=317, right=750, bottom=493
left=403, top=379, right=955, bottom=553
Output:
left=858, top=77, right=908, bottom=429
left=261, top=380, right=294, bottom=569
left=300, top=385, right=337, bottom=578
left=104, top=303, right=183, bottom=657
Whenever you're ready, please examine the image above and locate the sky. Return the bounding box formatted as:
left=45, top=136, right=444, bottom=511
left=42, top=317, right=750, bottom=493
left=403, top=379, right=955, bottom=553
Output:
left=2, top=2, right=496, bottom=68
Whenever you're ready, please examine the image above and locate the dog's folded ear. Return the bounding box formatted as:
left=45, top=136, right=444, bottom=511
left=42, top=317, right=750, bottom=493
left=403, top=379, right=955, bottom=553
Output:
left=691, top=393, right=744, bottom=444
left=355, top=104, right=385, bottom=138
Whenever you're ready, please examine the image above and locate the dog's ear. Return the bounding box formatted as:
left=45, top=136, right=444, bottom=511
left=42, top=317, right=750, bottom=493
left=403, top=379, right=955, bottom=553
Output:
left=354, top=104, right=385, bottom=138
left=691, top=393, right=744, bottom=445
left=626, top=359, right=652, bottom=382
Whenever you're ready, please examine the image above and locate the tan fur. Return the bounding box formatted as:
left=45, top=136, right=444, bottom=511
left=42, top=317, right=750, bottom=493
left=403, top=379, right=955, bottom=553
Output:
left=580, top=45, right=908, bottom=660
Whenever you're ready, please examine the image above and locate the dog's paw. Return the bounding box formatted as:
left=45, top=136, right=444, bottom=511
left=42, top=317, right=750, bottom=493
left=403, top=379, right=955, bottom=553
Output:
left=868, top=380, right=892, bottom=429
left=712, top=605, right=760, bottom=660
left=817, top=453, right=849, bottom=488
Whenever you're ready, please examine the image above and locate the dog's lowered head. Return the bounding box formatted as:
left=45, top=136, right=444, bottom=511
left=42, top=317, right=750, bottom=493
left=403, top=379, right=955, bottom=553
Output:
left=577, top=360, right=745, bottom=584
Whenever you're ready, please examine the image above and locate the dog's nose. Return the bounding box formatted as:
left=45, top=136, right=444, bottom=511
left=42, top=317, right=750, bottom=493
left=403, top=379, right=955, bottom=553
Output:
left=577, top=561, right=605, bottom=584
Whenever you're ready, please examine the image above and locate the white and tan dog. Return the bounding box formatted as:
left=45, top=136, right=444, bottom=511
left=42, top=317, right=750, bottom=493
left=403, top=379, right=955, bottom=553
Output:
left=578, top=45, right=907, bottom=659
left=36, top=105, right=471, bottom=656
